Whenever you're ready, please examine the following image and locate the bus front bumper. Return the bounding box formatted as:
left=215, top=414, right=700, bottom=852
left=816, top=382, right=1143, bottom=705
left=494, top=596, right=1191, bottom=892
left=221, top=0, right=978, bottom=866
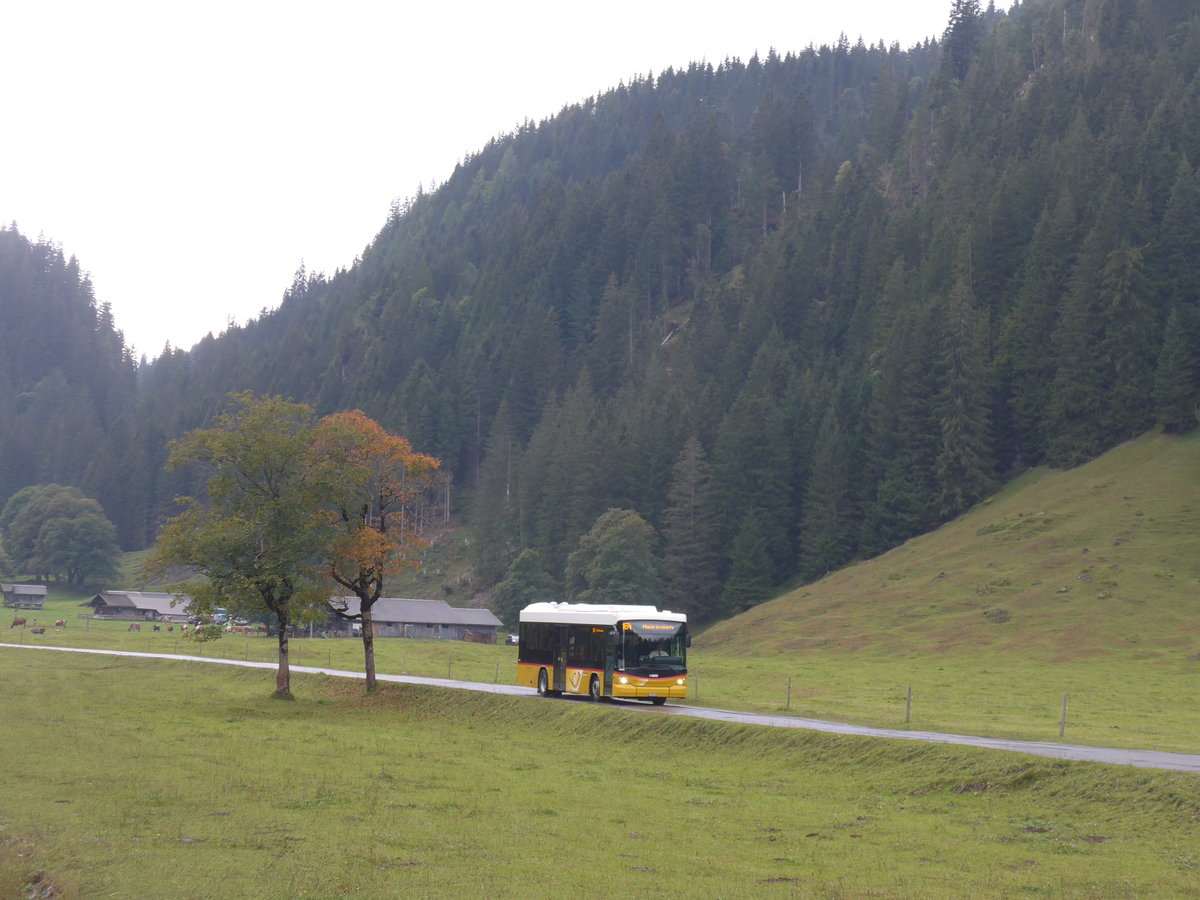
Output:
left=612, top=675, right=687, bottom=701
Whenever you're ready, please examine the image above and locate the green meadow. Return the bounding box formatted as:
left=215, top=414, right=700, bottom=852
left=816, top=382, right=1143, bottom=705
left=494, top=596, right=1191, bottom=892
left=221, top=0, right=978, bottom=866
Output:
left=1, top=652, right=1198, bottom=899
left=3, top=429, right=1199, bottom=896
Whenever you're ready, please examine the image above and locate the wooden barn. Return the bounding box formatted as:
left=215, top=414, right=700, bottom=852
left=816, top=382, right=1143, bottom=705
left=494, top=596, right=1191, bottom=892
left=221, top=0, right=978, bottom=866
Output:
left=87, top=591, right=192, bottom=622
left=328, top=597, right=502, bottom=643
left=1, top=583, right=47, bottom=610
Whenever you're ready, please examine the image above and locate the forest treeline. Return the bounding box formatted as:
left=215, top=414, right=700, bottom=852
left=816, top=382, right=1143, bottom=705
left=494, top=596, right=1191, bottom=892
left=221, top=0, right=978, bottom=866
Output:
left=3, top=0, right=1198, bottom=621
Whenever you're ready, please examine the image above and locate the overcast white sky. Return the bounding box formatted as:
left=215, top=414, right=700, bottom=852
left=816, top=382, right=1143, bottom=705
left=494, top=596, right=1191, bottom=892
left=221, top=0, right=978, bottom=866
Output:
left=2, top=1, right=952, bottom=359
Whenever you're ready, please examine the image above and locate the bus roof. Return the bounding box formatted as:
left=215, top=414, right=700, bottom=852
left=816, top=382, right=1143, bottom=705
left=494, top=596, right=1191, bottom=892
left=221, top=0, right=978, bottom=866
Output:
left=518, top=601, right=686, bottom=626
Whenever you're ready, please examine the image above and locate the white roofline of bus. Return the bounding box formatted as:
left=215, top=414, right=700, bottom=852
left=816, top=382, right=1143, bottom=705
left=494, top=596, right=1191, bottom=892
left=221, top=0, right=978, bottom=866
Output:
left=518, top=601, right=686, bottom=626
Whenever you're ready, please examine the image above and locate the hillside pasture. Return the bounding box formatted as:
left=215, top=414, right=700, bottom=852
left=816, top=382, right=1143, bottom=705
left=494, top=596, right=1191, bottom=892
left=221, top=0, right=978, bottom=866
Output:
left=694, top=430, right=1200, bottom=752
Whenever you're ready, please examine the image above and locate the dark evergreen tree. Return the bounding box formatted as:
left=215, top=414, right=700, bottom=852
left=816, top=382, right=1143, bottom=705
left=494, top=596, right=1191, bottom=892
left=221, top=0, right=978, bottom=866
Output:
left=1097, top=241, right=1157, bottom=439
left=798, top=406, right=854, bottom=580
left=472, top=401, right=521, bottom=584
left=994, top=191, right=1078, bottom=467
left=660, top=437, right=721, bottom=620
left=935, top=233, right=995, bottom=518
left=860, top=302, right=940, bottom=554
left=718, top=509, right=774, bottom=614
left=1154, top=304, right=1199, bottom=433
left=492, top=548, right=558, bottom=626
left=941, top=0, right=985, bottom=83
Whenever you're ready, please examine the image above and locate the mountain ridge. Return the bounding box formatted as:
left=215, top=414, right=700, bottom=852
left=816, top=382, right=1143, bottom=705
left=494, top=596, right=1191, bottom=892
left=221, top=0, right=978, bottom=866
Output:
left=2, top=0, right=1198, bottom=630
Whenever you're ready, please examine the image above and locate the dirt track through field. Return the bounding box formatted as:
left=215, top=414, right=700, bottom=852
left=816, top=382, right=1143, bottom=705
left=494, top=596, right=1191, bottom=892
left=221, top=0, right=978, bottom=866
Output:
left=5, top=642, right=1199, bottom=773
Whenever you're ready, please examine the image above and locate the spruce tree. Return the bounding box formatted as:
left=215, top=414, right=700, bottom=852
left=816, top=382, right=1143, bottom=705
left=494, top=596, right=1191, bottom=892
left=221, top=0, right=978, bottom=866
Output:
left=798, top=406, right=854, bottom=580
left=935, top=234, right=994, bottom=518
left=994, top=191, right=1078, bottom=467
left=719, top=510, right=773, bottom=614
left=660, top=437, right=721, bottom=620
left=1154, top=305, right=1199, bottom=433
left=941, top=0, right=985, bottom=83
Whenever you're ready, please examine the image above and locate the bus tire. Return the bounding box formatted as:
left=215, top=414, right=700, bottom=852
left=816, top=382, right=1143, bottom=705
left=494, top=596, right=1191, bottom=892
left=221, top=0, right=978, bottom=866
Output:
left=537, top=668, right=550, bottom=697
left=589, top=675, right=601, bottom=701
left=650, top=697, right=667, bottom=706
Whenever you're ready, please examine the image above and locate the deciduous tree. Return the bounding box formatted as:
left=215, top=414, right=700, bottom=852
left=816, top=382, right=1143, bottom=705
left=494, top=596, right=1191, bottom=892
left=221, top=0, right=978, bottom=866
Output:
left=0, top=484, right=120, bottom=585
left=565, top=508, right=659, bottom=605
left=149, top=393, right=330, bottom=699
left=492, top=548, right=557, bottom=626
left=315, top=409, right=439, bottom=692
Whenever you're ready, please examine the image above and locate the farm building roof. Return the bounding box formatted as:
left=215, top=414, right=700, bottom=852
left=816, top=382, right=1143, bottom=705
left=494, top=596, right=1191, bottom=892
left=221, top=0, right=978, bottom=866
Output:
left=89, top=591, right=192, bottom=617
left=329, top=596, right=501, bottom=628
left=1, top=583, right=48, bottom=597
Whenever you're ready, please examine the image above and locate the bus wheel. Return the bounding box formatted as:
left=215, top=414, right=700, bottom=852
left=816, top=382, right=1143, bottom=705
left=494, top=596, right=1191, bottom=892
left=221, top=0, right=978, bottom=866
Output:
left=589, top=675, right=601, bottom=701
left=537, top=669, right=550, bottom=697
left=650, top=697, right=667, bottom=706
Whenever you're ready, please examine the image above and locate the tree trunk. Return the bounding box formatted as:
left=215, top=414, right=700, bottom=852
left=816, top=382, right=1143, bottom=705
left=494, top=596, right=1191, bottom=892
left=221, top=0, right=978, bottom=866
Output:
left=274, top=610, right=292, bottom=698
left=361, top=605, right=376, bottom=692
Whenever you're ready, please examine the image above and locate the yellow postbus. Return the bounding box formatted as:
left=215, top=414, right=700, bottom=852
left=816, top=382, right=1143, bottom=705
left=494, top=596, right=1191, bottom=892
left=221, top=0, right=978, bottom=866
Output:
left=516, top=602, right=688, bottom=704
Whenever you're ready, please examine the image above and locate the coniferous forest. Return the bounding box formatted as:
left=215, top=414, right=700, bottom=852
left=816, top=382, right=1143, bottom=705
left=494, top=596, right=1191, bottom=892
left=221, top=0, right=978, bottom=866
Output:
left=3, top=0, right=1199, bottom=622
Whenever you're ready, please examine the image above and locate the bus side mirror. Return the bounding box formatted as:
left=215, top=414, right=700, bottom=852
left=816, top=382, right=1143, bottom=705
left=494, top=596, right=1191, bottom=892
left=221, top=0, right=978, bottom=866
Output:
left=686, top=633, right=692, bottom=648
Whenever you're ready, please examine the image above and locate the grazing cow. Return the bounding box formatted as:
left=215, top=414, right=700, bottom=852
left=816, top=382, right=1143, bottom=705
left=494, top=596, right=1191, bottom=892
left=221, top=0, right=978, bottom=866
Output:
left=30, top=626, right=45, bottom=635
left=152, top=623, right=161, bottom=632
left=167, top=624, right=174, bottom=633
left=127, top=622, right=141, bottom=632
left=10, top=618, right=26, bottom=629
left=54, top=619, right=66, bottom=629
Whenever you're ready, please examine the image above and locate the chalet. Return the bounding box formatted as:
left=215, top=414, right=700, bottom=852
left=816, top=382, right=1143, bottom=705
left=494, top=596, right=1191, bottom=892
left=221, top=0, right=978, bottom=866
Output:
left=87, top=590, right=192, bottom=622
left=1, top=583, right=47, bottom=610
left=329, top=596, right=502, bottom=643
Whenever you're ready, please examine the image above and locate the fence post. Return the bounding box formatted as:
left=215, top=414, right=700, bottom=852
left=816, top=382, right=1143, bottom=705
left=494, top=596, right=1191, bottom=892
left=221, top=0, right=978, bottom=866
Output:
left=1060, top=694, right=1068, bottom=738
left=447, top=661, right=453, bottom=679
left=906, top=686, right=912, bottom=724
left=494, top=662, right=499, bottom=683
left=786, top=675, right=792, bottom=710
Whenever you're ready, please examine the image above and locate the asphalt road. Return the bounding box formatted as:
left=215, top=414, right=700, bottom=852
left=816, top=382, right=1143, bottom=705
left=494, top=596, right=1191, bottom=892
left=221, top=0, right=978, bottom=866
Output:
left=6, top=642, right=1200, bottom=774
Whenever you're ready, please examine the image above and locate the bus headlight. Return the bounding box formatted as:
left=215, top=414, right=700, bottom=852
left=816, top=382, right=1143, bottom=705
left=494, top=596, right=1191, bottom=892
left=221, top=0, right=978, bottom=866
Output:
left=676, top=679, right=684, bottom=685
left=617, top=676, right=628, bottom=685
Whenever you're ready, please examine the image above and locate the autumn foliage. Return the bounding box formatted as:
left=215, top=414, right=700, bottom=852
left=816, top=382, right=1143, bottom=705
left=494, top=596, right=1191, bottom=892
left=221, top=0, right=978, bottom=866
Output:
left=314, top=409, right=440, bottom=690
left=151, top=395, right=440, bottom=696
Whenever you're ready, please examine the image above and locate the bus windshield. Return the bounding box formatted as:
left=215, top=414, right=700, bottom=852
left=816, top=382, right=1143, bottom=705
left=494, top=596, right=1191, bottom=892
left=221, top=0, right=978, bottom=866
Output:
left=618, top=620, right=687, bottom=674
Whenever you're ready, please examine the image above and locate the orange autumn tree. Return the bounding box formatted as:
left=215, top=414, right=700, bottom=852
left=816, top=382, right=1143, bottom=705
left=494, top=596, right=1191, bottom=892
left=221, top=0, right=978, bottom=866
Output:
left=313, top=410, right=440, bottom=691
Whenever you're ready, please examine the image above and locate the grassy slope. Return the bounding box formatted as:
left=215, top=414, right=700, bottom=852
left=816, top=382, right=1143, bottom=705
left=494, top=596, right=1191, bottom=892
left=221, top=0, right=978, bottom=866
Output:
left=691, top=430, right=1200, bottom=749
left=701, top=429, right=1200, bottom=659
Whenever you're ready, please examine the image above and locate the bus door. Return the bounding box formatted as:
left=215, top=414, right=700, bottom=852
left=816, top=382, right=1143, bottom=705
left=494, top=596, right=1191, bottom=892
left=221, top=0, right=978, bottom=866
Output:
left=604, top=625, right=617, bottom=695
left=553, top=624, right=569, bottom=692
